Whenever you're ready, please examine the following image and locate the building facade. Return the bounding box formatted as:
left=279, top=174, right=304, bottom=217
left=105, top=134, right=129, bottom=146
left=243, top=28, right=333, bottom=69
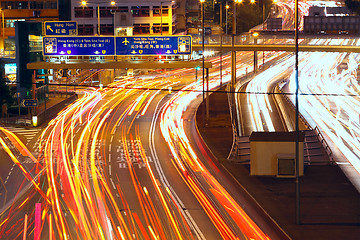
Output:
left=304, top=6, right=359, bottom=34
left=71, top=0, right=180, bottom=36
left=0, top=0, right=62, bottom=51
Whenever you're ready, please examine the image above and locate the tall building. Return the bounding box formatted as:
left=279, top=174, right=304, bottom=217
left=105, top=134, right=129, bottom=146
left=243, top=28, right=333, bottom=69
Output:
left=0, top=0, right=63, bottom=51
left=71, top=0, right=181, bottom=36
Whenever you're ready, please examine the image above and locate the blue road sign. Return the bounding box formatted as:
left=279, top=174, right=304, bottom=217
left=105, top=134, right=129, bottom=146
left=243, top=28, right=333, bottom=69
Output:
left=45, top=21, right=78, bottom=36
left=43, top=37, right=115, bottom=56
left=116, top=36, right=192, bottom=55
left=22, top=99, right=38, bottom=107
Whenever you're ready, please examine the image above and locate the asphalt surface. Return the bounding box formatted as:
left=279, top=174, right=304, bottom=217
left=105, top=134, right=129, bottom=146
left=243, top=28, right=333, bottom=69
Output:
left=0, top=95, right=73, bottom=213
left=196, top=88, right=360, bottom=240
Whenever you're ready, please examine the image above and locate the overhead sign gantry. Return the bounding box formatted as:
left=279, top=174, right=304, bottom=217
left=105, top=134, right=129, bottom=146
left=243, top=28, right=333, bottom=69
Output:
left=43, top=37, right=115, bottom=56
left=34, top=35, right=209, bottom=69
left=42, top=36, right=192, bottom=56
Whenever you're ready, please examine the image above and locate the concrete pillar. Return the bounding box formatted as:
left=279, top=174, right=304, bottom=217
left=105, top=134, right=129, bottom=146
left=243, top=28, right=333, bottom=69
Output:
left=254, top=50, right=258, bottom=73
left=206, top=68, right=209, bottom=120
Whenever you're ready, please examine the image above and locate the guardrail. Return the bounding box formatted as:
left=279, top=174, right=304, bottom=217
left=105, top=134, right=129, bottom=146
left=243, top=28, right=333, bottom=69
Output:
left=277, top=84, right=334, bottom=164
left=190, top=33, right=360, bottom=45
left=313, top=126, right=334, bottom=164
left=36, top=93, right=77, bottom=126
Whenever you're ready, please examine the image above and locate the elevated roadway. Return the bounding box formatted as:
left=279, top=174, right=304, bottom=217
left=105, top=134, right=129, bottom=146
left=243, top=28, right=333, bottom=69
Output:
left=27, top=60, right=212, bottom=70
left=193, top=44, right=360, bottom=53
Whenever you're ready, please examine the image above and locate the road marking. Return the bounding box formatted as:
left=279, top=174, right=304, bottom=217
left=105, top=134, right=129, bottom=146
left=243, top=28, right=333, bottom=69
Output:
left=0, top=127, right=42, bottom=143
left=109, top=164, right=112, bottom=175
left=4, top=163, right=16, bottom=184
left=110, top=178, right=116, bottom=190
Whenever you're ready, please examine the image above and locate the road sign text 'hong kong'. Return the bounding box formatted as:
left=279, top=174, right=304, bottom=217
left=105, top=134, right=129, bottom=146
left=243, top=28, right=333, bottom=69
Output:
left=42, top=36, right=192, bottom=56
left=43, top=37, right=115, bottom=56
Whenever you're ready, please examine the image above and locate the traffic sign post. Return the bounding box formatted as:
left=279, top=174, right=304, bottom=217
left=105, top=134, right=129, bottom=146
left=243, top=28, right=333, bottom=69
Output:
left=44, top=21, right=78, bottom=36
left=22, top=99, right=38, bottom=107
left=43, top=37, right=116, bottom=56
left=116, top=36, right=192, bottom=55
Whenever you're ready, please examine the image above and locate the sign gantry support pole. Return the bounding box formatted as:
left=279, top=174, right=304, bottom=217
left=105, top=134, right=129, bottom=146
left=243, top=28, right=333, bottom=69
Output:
left=220, top=1, right=223, bottom=87
left=201, top=0, right=205, bottom=127
left=295, top=0, right=301, bottom=225
left=32, top=70, right=37, bottom=116
left=231, top=1, right=238, bottom=137
left=206, top=68, right=209, bottom=120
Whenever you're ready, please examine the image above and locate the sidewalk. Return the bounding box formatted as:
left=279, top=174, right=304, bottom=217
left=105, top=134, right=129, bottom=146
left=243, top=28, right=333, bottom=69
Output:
left=196, top=88, right=360, bottom=240
left=0, top=92, right=77, bottom=127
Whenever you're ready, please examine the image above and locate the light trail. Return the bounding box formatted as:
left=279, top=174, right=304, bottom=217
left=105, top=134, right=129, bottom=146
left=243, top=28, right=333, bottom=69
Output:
left=287, top=42, right=360, bottom=175
left=0, top=2, right=304, bottom=238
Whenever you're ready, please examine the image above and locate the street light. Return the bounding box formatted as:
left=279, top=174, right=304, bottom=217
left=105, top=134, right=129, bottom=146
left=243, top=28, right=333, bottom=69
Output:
left=230, top=0, right=242, bottom=136
left=232, top=0, right=242, bottom=71
left=261, top=0, right=278, bottom=30
left=81, top=0, right=116, bottom=35
left=225, top=3, right=229, bottom=36
left=110, top=9, right=116, bottom=35
left=200, top=0, right=205, bottom=125
left=214, top=0, right=224, bottom=86
left=0, top=9, right=4, bottom=54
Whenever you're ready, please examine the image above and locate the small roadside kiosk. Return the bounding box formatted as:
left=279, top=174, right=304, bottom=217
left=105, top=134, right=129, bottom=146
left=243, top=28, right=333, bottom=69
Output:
left=249, top=131, right=305, bottom=177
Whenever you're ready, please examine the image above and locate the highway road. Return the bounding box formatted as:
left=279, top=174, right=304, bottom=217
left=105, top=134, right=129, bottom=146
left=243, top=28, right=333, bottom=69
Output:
left=0, top=52, right=280, bottom=239
left=236, top=37, right=360, bottom=191
left=287, top=47, right=360, bottom=190
left=8, top=1, right=360, bottom=239
left=0, top=26, right=297, bottom=239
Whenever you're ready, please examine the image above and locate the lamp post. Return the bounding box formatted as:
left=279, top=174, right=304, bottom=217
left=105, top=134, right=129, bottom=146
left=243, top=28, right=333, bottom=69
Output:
left=161, top=2, right=163, bottom=35
left=215, top=0, right=223, bottom=86
left=225, top=3, right=229, bottom=37
left=231, top=0, right=241, bottom=136
left=263, top=0, right=266, bottom=30
left=200, top=0, right=205, bottom=125
left=110, top=9, right=116, bottom=35
left=81, top=0, right=116, bottom=35
left=0, top=9, right=4, bottom=53
left=232, top=0, right=242, bottom=88
left=261, top=0, right=277, bottom=31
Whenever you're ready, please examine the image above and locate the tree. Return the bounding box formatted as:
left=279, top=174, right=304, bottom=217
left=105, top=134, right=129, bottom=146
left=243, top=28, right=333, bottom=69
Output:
left=0, top=61, right=14, bottom=106
left=345, top=0, right=360, bottom=15
left=217, top=0, right=274, bottom=34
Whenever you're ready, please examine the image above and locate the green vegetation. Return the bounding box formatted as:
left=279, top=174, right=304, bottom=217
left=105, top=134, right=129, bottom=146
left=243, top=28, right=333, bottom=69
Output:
left=207, top=0, right=274, bottom=34
left=345, top=0, right=360, bottom=15
left=0, top=61, right=14, bottom=107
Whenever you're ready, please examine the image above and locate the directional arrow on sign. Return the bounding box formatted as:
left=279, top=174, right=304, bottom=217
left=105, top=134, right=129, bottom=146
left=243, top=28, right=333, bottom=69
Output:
left=21, top=99, right=38, bottom=107
left=47, top=25, right=53, bottom=32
